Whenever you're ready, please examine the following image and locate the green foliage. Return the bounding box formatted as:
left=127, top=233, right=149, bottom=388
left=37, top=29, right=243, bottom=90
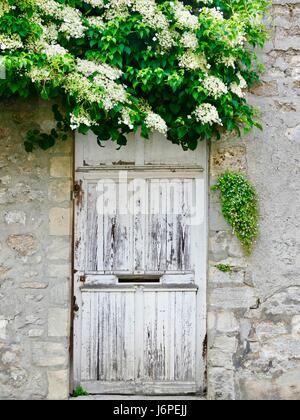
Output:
left=72, top=387, right=89, bottom=398
left=215, top=264, right=233, bottom=273
left=0, top=0, right=271, bottom=150
left=212, top=172, right=259, bottom=255
left=25, top=105, right=70, bottom=152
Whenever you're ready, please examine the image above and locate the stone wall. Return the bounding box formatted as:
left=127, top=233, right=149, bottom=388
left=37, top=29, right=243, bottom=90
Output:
left=207, top=0, right=300, bottom=400
left=0, top=1, right=299, bottom=401
left=0, top=99, right=73, bottom=400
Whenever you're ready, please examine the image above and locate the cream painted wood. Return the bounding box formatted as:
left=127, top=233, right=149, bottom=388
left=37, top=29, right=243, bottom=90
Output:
left=74, top=132, right=207, bottom=395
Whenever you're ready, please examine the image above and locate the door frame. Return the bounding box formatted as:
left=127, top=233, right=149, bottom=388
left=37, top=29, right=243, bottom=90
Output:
left=71, top=136, right=209, bottom=396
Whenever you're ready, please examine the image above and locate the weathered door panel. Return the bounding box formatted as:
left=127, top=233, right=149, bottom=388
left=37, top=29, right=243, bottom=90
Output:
left=74, top=135, right=207, bottom=395
left=76, top=285, right=199, bottom=394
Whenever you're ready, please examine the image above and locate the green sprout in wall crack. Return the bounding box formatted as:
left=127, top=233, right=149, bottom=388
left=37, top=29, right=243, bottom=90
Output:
left=72, top=387, right=89, bottom=398
left=212, top=172, right=259, bottom=256
left=216, top=264, right=233, bottom=273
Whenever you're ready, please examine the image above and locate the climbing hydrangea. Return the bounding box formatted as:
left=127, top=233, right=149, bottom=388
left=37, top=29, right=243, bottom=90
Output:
left=0, top=0, right=270, bottom=150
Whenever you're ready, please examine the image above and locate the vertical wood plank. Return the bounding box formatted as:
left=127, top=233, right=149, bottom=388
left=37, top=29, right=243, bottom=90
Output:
left=147, top=180, right=167, bottom=272
left=74, top=177, right=86, bottom=272
left=96, top=181, right=105, bottom=272
left=167, top=180, right=183, bottom=271
left=143, top=291, right=157, bottom=381
left=132, top=179, right=147, bottom=272
left=86, top=183, right=99, bottom=271
left=103, top=181, right=117, bottom=272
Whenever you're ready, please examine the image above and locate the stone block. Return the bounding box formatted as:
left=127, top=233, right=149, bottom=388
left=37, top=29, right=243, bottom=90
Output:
left=49, top=208, right=71, bottom=236
left=48, top=308, right=69, bottom=338
left=6, top=234, right=39, bottom=256
left=210, top=146, right=247, bottom=177
left=256, top=322, right=288, bottom=341
left=48, top=180, right=71, bottom=203
left=238, top=377, right=274, bottom=400
left=209, top=231, right=229, bottom=262
left=209, top=267, right=245, bottom=285
left=47, top=370, right=69, bottom=400
left=250, top=80, right=279, bottom=97
left=215, top=312, right=239, bottom=333
left=32, top=342, right=67, bottom=367
left=207, top=368, right=235, bottom=400
left=50, top=157, right=71, bottom=178
left=208, top=349, right=234, bottom=370
left=211, top=335, right=237, bottom=354
left=49, top=283, right=70, bottom=306
left=276, top=368, right=300, bottom=400
left=4, top=211, right=26, bottom=225
left=48, top=238, right=70, bottom=261
left=209, top=287, right=257, bottom=310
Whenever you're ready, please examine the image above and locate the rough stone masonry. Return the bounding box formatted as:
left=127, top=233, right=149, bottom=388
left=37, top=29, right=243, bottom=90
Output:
left=0, top=0, right=299, bottom=400
left=0, top=99, right=73, bottom=400
left=207, top=0, right=300, bottom=400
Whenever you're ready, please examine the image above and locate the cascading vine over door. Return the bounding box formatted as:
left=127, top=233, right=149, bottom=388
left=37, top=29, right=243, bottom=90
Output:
left=73, top=133, right=207, bottom=395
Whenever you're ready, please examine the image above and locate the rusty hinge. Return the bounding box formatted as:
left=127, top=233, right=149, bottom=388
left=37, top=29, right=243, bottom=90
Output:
left=73, top=296, right=79, bottom=313
left=72, top=180, right=83, bottom=204
left=79, top=275, right=86, bottom=284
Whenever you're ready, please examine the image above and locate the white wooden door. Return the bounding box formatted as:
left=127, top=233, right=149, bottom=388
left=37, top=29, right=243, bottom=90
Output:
left=74, top=133, right=207, bottom=395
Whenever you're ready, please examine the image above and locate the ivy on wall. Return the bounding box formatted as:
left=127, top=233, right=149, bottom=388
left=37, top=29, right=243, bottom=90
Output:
left=212, top=171, right=259, bottom=255
left=0, top=0, right=271, bottom=151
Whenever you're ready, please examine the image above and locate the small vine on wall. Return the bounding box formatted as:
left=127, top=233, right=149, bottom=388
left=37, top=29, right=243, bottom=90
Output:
left=212, top=171, right=259, bottom=255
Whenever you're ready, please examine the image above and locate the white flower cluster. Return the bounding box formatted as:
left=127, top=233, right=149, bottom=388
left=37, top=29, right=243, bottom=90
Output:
left=75, top=59, right=127, bottom=110
left=94, top=75, right=127, bottom=110
left=64, top=60, right=128, bottom=111
left=178, top=51, right=209, bottom=71
left=103, top=0, right=131, bottom=20
left=0, top=1, right=11, bottom=18
left=42, top=24, right=59, bottom=44
left=85, top=16, right=105, bottom=28
left=0, top=0, right=258, bottom=139
left=70, top=112, right=97, bottom=130
left=203, top=76, right=228, bottom=99
left=76, top=59, right=122, bottom=80
left=44, top=44, right=68, bottom=57
left=35, top=0, right=61, bottom=17
left=157, top=29, right=177, bottom=51
left=64, top=73, right=103, bottom=103
left=0, top=34, right=23, bottom=51
left=217, top=55, right=236, bottom=68
left=172, top=2, right=199, bottom=30
left=181, top=32, right=198, bottom=50
left=145, top=111, right=168, bottom=135
left=204, top=7, right=224, bottom=21
left=230, top=73, right=247, bottom=98
left=36, top=0, right=85, bottom=39
left=84, top=0, right=104, bottom=7
left=119, top=107, right=134, bottom=129
left=28, top=67, right=51, bottom=83
left=193, top=103, right=222, bottom=126
left=60, top=6, right=85, bottom=39
left=133, top=0, right=168, bottom=30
